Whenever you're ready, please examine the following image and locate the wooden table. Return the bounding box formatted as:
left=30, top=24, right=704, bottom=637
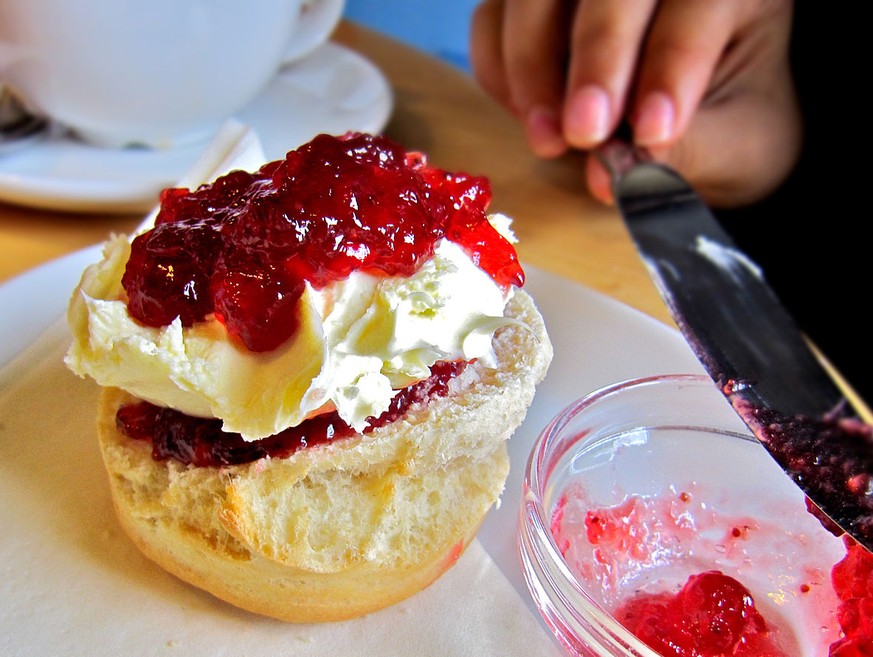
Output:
left=0, top=21, right=670, bottom=328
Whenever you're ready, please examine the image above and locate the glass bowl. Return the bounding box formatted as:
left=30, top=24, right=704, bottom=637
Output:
left=518, top=374, right=846, bottom=657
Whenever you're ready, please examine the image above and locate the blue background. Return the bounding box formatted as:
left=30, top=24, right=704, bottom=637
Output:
left=343, top=1, right=477, bottom=71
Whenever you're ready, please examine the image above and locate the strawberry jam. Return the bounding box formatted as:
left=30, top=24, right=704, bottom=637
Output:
left=830, top=535, right=873, bottom=656
left=731, top=398, right=873, bottom=550
left=615, top=571, right=787, bottom=657
left=122, top=132, right=523, bottom=352
left=116, top=360, right=467, bottom=467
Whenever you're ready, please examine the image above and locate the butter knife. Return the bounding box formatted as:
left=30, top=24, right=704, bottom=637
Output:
left=599, top=140, right=873, bottom=551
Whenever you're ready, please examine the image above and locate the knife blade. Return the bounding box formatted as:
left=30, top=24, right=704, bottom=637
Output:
left=599, top=140, right=873, bottom=551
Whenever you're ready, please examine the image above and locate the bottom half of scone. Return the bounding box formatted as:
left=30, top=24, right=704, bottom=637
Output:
left=98, top=386, right=510, bottom=623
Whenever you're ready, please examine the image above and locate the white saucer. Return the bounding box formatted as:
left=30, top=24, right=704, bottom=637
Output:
left=0, top=42, right=393, bottom=214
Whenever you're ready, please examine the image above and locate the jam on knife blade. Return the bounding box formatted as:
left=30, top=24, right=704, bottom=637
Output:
left=726, top=380, right=873, bottom=551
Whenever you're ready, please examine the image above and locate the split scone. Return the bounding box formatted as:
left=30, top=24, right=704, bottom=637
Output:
left=67, top=132, right=553, bottom=622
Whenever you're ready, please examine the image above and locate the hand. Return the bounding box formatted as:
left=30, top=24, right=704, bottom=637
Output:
left=470, top=0, right=801, bottom=207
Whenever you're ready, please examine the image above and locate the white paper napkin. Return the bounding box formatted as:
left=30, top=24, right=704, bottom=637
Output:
left=135, top=119, right=267, bottom=235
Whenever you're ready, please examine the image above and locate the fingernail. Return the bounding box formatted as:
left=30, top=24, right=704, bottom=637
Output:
left=634, top=91, right=675, bottom=146
left=564, top=85, right=611, bottom=148
left=526, top=106, right=567, bottom=158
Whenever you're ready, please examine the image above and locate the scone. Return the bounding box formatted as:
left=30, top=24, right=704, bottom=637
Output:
left=67, top=132, right=553, bottom=622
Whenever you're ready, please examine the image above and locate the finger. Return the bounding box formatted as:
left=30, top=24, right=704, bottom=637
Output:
left=647, top=0, right=799, bottom=205
left=631, top=0, right=742, bottom=147
left=501, top=0, right=569, bottom=112
left=501, top=0, right=574, bottom=157
left=585, top=154, right=614, bottom=205
left=663, top=86, right=802, bottom=207
left=470, top=0, right=512, bottom=109
left=562, top=0, right=659, bottom=149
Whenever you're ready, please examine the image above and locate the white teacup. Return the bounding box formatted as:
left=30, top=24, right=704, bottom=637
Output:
left=0, top=0, right=345, bottom=149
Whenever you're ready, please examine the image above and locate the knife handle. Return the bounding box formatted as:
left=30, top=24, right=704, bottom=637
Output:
left=594, top=118, right=656, bottom=182
left=595, top=138, right=652, bottom=182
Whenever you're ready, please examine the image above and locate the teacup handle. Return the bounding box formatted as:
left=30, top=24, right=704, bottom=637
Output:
left=282, top=0, right=345, bottom=63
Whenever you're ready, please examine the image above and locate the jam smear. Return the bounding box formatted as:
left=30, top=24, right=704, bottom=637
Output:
left=829, top=535, right=873, bottom=656
left=573, top=493, right=788, bottom=654
left=116, top=360, right=468, bottom=467
left=122, top=132, right=523, bottom=352
left=726, top=385, right=873, bottom=549
left=615, top=571, right=788, bottom=657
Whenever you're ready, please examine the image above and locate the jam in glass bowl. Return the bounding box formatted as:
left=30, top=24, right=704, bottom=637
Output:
left=518, top=374, right=852, bottom=657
